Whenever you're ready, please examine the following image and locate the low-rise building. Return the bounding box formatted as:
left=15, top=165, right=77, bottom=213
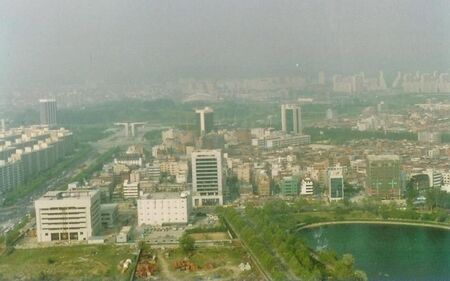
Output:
left=252, top=134, right=310, bottom=149
left=123, top=180, right=139, bottom=199
left=100, top=203, right=118, bottom=228
left=300, top=178, right=314, bottom=196
left=116, top=226, right=131, bottom=243
left=137, top=192, right=191, bottom=226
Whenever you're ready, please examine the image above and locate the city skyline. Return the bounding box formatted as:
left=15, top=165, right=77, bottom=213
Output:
left=1, top=1, right=449, bottom=89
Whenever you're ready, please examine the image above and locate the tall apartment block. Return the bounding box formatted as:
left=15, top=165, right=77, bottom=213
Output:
left=0, top=126, right=73, bottom=192
left=39, top=99, right=57, bottom=127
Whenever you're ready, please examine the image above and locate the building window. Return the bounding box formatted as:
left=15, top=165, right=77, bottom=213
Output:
left=51, top=233, right=59, bottom=241
left=61, top=233, right=69, bottom=240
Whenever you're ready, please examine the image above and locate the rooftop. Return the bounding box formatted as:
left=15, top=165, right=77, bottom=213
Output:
left=38, top=189, right=98, bottom=201
left=140, top=192, right=189, bottom=200
left=367, top=155, right=400, bottom=161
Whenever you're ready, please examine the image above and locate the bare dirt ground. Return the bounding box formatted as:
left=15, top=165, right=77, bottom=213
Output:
left=155, top=247, right=261, bottom=281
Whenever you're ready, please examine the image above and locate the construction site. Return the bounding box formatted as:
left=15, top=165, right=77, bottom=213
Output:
left=134, top=244, right=261, bottom=281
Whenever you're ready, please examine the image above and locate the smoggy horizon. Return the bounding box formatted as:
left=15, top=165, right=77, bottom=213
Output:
left=1, top=0, right=449, bottom=89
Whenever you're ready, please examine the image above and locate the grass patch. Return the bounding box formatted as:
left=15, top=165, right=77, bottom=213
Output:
left=0, top=245, right=136, bottom=281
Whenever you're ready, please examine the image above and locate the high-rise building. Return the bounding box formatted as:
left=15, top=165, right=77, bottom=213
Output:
left=195, top=107, right=214, bottom=135
left=0, top=126, right=73, bottom=192
left=281, top=104, right=302, bottom=134
left=39, top=99, right=57, bottom=127
left=366, top=155, right=401, bottom=199
left=191, top=149, right=223, bottom=207
left=318, top=71, right=326, bottom=85
left=328, top=169, right=344, bottom=201
left=34, top=189, right=101, bottom=242
left=326, top=108, right=334, bottom=120
left=0, top=159, right=24, bottom=193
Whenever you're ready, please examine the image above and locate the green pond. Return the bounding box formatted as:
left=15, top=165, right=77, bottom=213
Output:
left=300, top=224, right=450, bottom=281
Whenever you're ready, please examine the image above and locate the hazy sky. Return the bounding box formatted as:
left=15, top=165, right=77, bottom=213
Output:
left=1, top=0, right=449, bottom=87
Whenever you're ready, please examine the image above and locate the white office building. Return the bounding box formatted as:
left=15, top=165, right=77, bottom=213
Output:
left=191, top=150, right=223, bottom=207
left=301, top=178, right=314, bottom=196
left=34, top=189, right=101, bottom=242
left=137, top=192, right=191, bottom=226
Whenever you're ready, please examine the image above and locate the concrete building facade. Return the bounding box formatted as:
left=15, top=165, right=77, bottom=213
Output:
left=195, top=107, right=214, bottom=135
left=281, top=104, right=302, bottom=134
left=39, top=99, right=57, bottom=127
left=328, top=169, right=344, bottom=201
left=191, top=150, right=223, bottom=207
left=137, top=192, right=191, bottom=226
left=301, top=178, right=314, bottom=196
left=280, top=176, right=299, bottom=196
left=34, top=189, right=101, bottom=242
left=366, top=155, right=401, bottom=199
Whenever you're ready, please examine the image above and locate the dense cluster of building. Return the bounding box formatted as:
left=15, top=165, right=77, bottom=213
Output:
left=393, top=72, right=450, bottom=93
left=332, top=72, right=387, bottom=94
left=29, top=96, right=450, bottom=245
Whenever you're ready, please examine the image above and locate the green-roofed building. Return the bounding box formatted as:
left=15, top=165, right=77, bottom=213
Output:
left=280, top=176, right=299, bottom=196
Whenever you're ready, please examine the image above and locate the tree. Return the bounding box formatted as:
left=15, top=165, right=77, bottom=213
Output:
left=436, top=209, right=448, bottom=222
left=179, top=234, right=195, bottom=254
left=426, top=188, right=439, bottom=211
left=138, top=241, right=152, bottom=252
left=354, top=270, right=368, bottom=281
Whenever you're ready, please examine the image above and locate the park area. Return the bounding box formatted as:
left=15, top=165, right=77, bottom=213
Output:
left=0, top=244, right=137, bottom=281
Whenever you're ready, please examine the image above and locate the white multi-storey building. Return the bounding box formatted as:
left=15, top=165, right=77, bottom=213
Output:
left=34, top=189, right=101, bottom=242
left=123, top=180, right=139, bottom=199
left=137, top=192, right=191, bottom=226
left=191, top=150, right=223, bottom=207
left=300, top=178, right=314, bottom=196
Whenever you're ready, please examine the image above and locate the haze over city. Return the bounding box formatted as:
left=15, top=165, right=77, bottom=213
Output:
left=1, top=0, right=449, bottom=89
